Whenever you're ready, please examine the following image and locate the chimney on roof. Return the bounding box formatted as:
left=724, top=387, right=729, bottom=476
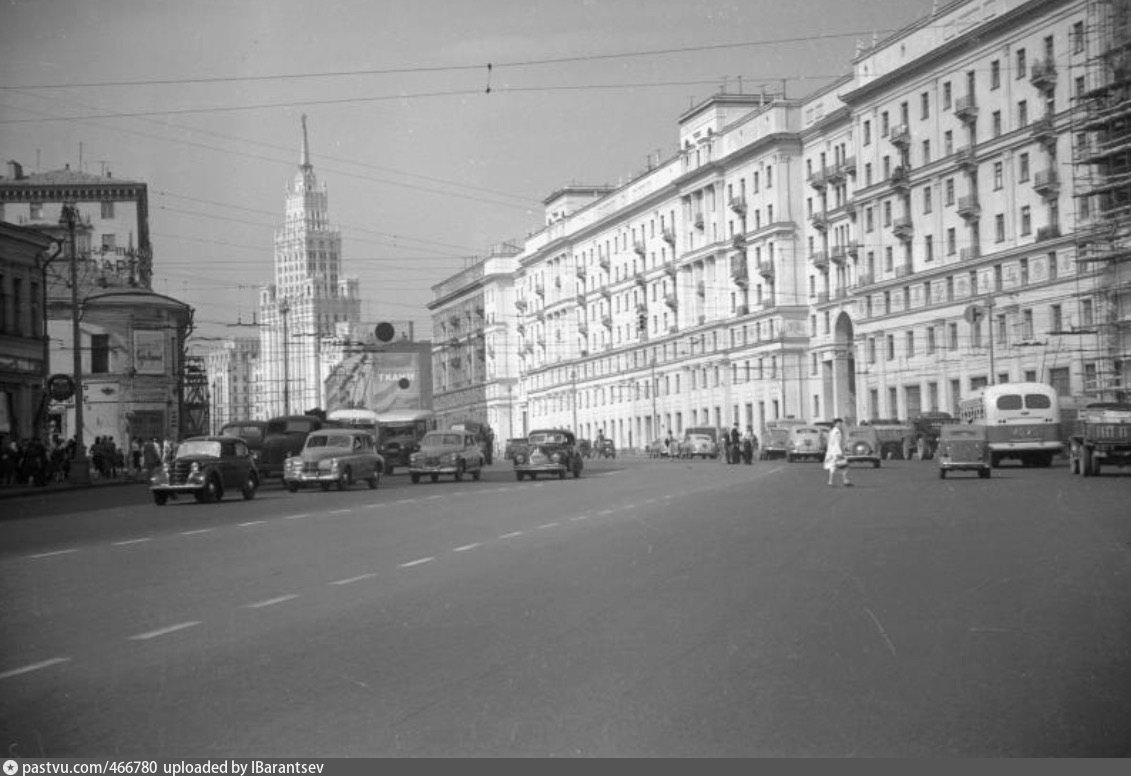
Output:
left=5, top=160, right=23, bottom=180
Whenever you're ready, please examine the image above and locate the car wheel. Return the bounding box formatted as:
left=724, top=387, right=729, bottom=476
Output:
left=153, top=492, right=168, bottom=506
left=939, top=469, right=946, bottom=479
left=472, top=467, right=481, bottom=481
left=454, top=460, right=465, bottom=482
left=558, top=468, right=566, bottom=479
left=205, top=476, right=222, bottom=502
left=286, top=482, right=299, bottom=493
left=873, top=460, right=880, bottom=469
left=410, top=473, right=420, bottom=484
left=337, top=469, right=352, bottom=491
left=242, top=472, right=258, bottom=500
left=320, top=482, right=331, bottom=491
left=515, top=471, right=524, bottom=481
left=367, top=472, right=379, bottom=489
left=979, top=469, right=991, bottom=479
left=430, top=473, right=439, bottom=483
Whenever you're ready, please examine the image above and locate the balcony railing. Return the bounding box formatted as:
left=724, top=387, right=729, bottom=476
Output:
left=889, top=166, right=910, bottom=191
left=634, top=272, right=647, bottom=287
left=664, top=292, right=678, bottom=310
left=634, top=241, right=646, bottom=257
left=957, top=195, right=981, bottom=220
left=729, top=195, right=747, bottom=215
left=601, top=315, right=613, bottom=329
left=955, top=146, right=977, bottom=171
left=892, top=215, right=914, bottom=241
left=693, top=210, right=705, bottom=229
left=599, top=255, right=610, bottom=271
left=663, top=263, right=677, bottom=278
left=575, top=264, right=587, bottom=279
left=534, top=282, right=545, bottom=297
left=830, top=245, right=848, bottom=265
left=576, top=293, right=586, bottom=307
left=696, top=280, right=706, bottom=297
left=816, top=291, right=830, bottom=304
left=960, top=246, right=982, bottom=261
left=810, top=251, right=829, bottom=270
left=810, top=211, right=829, bottom=231
left=1037, top=224, right=1062, bottom=241
left=1033, top=169, right=1060, bottom=197
left=732, top=232, right=747, bottom=249
left=662, top=227, right=676, bottom=245
left=758, top=262, right=775, bottom=280
left=807, top=166, right=829, bottom=189
left=890, top=123, right=911, bottom=148
left=1031, top=116, right=1055, bottom=146
left=955, top=95, right=979, bottom=123
left=895, top=262, right=914, bottom=278
left=1029, top=59, right=1058, bottom=93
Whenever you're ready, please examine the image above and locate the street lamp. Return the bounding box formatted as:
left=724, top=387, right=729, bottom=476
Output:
left=60, top=203, right=90, bottom=484
left=570, top=370, right=578, bottom=432
left=278, top=297, right=291, bottom=415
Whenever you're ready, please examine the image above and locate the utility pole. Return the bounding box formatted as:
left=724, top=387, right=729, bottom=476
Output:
left=651, top=357, right=658, bottom=439
left=61, top=203, right=90, bottom=484
left=570, top=370, right=578, bottom=433
left=279, top=298, right=291, bottom=415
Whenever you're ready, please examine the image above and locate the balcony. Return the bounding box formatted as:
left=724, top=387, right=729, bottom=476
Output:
left=599, top=255, right=610, bottom=271
left=696, top=280, right=706, bottom=297
left=554, top=276, right=561, bottom=289
left=634, top=271, right=647, bottom=288
left=575, top=264, right=587, bottom=279
left=693, top=210, right=705, bottom=229
left=960, top=246, right=982, bottom=262
left=810, top=211, right=829, bottom=231
left=827, top=163, right=846, bottom=185
left=731, top=262, right=749, bottom=287
left=957, top=194, right=981, bottom=220
left=890, top=123, right=911, bottom=148
left=664, top=292, right=678, bottom=310
left=601, top=315, right=613, bottom=329
left=758, top=262, right=775, bottom=280
left=839, top=156, right=857, bottom=177
left=534, top=282, right=545, bottom=297
left=954, top=95, right=979, bottom=123
left=668, top=324, right=679, bottom=334
left=600, top=287, right=611, bottom=300
left=576, top=293, right=586, bottom=307
left=1037, top=224, right=1062, bottom=242
left=830, top=245, right=849, bottom=265
left=889, top=165, right=910, bottom=192
left=855, top=272, right=875, bottom=288
left=662, top=227, right=675, bottom=246
left=1029, top=59, right=1058, bottom=93
left=535, top=309, right=545, bottom=322
left=842, top=198, right=857, bottom=217
left=516, top=322, right=525, bottom=335
left=810, top=250, right=830, bottom=271
left=732, top=232, right=747, bottom=249
left=807, top=166, right=829, bottom=189
left=634, top=240, right=646, bottom=257
left=515, top=298, right=527, bottom=311
left=955, top=146, right=977, bottom=172
left=663, top=262, right=677, bottom=279
left=729, top=195, right=747, bottom=215
left=736, top=304, right=749, bottom=315
left=892, top=215, right=914, bottom=241
left=816, top=291, right=830, bottom=304
left=577, top=322, right=588, bottom=337
left=895, top=262, right=914, bottom=278
left=1031, top=116, right=1055, bottom=146
left=1033, top=168, right=1060, bottom=197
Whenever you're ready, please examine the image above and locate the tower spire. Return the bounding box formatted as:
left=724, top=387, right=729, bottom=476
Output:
left=300, top=114, right=311, bottom=168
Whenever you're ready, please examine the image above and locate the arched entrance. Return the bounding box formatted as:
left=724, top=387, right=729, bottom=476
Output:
left=833, top=312, right=856, bottom=423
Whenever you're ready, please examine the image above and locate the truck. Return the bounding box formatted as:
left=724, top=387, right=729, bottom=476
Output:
left=862, top=418, right=916, bottom=460
left=1067, top=402, right=1131, bottom=477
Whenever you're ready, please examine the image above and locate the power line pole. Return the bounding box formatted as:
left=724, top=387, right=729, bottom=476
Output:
left=61, top=203, right=90, bottom=484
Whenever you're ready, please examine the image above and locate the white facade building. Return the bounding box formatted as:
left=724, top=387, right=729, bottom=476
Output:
left=257, top=116, right=361, bottom=418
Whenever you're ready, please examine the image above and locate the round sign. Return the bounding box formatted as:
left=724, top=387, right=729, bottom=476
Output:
left=375, top=322, right=396, bottom=342
left=47, top=374, right=76, bottom=402
left=963, top=304, right=984, bottom=324
left=397, top=378, right=411, bottom=390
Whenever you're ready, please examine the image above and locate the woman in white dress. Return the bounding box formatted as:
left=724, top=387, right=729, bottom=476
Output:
left=823, top=417, right=853, bottom=487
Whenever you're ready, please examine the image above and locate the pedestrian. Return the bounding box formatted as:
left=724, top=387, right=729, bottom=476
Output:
left=729, top=424, right=741, bottom=464
left=742, top=425, right=755, bottom=465
left=143, top=436, right=162, bottom=479
left=824, top=417, right=853, bottom=487
left=130, top=437, right=142, bottom=476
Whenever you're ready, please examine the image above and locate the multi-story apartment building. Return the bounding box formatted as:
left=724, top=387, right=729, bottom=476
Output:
left=428, top=243, right=521, bottom=440
left=431, top=0, right=1130, bottom=445
left=257, top=116, right=361, bottom=418
left=203, top=335, right=259, bottom=431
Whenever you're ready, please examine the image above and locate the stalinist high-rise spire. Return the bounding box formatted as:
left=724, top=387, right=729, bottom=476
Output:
left=300, top=113, right=311, bottom=169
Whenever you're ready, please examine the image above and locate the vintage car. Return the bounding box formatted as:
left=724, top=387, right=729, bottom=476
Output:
left=786, top=425, right=828, bottom=463
left=843, top=426, right=882, bottom=468
left=259, top=414, right=339, bottom=479
left=218, top=420, right=268, bottom=466
left=503, top=437, right=529, bottom=462
left=283, top=428, right=383, bottom=492
left=595, top=438, right=616, bottom=459
left=512, top=428, right=583, bottom=480
left=409, top=430, right=486, bottom=483
left=683, top=431, right=720, bottom=459
left=150, top=435, right=259, bottom=505
left=937, top=424, right=991, bottom=479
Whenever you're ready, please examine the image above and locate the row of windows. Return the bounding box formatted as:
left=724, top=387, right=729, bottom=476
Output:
left=0, top=272, right=43, bottom=338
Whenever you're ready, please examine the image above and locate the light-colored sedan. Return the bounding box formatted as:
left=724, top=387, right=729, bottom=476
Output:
left=283, top=429, right=383, bottom=492
left=409, top=430, right=486, bottom=483
left=684, top=432, right=719, bottom=459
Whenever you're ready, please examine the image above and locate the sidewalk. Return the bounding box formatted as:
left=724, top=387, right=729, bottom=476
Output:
left=0, top=474, right=146, bottom=500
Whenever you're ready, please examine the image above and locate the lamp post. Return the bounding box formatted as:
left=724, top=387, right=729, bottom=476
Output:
left=279, top=298, right=291, bottom=415
left=650, top=357, right=658, bottom=440
left=60, top=203, right=90, bottom=484
left=570, top=370, right=578, bottom=433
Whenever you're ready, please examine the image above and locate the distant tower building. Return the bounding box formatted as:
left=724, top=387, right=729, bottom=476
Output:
left=257, top=115, right=361, bottom=418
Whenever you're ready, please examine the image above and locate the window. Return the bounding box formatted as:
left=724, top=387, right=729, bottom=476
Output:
left=1051, top=303, right=1063, bottom=331
left=921, top=91, right=930, bottom=120
left=995, top=214, right=1006, bottom=242
left=881, top=110, right=890, bottom=136
left=1018, top=99, right=1028, bottom=127
left=1022, top=309, right=1034, bottom=339
left=993, top=161, right=1004, bottom=189
left=944, top=129, right=953, bottom=156
left=883, top=155, right=891, bottom=179
left=101, top=201, right=115, bottom=219
left=922, top=139, right=931, bottom=164
left=1073, top=20, right=1085, bottom=54
left=886, top=334, right=895, bottom=360
left=863, top=119, right=872, bottom=145
left=906, top=331, right=915, bottom=357
left=945, top=177, right=955, bottom=205
left=865, top=162, right=873, bottom=186
left=1020, top=257, right=1029, bottom=285
left=29, top=202, right=43, bottom=220
left=1019, top=152, right=1030, bottom=181
left=943, top=81, right=952, bottom=109
left=885, top=247, right=894, bottom=274
left=883, top=200, right=892, bottom=227
left=1016, top=48, right=1027, bottom=79
left=1020, top=205, right=1031, bottom=236
left=992, top=110, right=1002, bottom=137
left=102, top=234, right=116, bottom=251
left=925, top=234, right=934, bottom=261
left=1081, top=298, right=1094, bottom=326
left=991, top=59, right=1001, bottom=89
left=1048, top=250, right=1059, bottom=280
left=947, top=227, right=957, bottom=255
left=994, top=264, right=1003, bottom=291
left=949, top=322, right=959, bottom=350
left=1076, top=75, right=1087, bottom=99
left=91, top=334, right=110, bottom=373
left=927, top=327, right=937, bottom=354
left=865, top=206, right=874, bottom=232
left=923, top=186, right=932, bottom=214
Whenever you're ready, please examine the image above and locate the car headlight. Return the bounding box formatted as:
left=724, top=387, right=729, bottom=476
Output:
left=550, top=452, right=563, bottom=463
left=514, top=453, right=526, bottom=464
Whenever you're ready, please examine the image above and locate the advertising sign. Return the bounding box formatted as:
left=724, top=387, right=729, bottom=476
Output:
left=134, top=330, right=165, bottom=375
left=325, top=351, right=421, bottom=413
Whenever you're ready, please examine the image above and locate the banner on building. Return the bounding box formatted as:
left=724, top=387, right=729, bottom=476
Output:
left=325, top=351, right=421, bottom=413
left=133, top=330, right=166, bottom=375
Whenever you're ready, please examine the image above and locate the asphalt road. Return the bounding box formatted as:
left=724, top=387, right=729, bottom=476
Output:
left=1, top=457, right=1129, bottom=757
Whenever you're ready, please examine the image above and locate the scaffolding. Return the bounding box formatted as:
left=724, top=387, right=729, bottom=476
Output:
left=1072, top=0, right=1131, bottom=401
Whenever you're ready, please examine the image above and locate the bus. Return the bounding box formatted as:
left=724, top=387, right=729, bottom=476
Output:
left=957, top=382, right=1062, bottom=467
left=373, top=409, right=435, bottom=475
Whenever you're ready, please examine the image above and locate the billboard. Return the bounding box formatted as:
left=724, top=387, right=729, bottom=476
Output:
left=325, top=351, right=425, bottom=413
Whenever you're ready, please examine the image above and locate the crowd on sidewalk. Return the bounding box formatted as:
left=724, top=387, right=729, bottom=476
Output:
left=0, top=433, right=176, bottom=488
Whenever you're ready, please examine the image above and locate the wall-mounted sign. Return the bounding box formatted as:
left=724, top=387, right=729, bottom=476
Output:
left=133, top=330, right=165, bottom=375
left=47, top=374, right=76, bottom=402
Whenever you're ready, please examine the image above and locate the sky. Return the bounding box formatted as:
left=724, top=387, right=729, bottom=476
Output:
left=0, top=0, right=936, bottom=347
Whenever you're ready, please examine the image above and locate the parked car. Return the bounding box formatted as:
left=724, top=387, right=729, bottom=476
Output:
left=578, top=438, right=593, bottom=458
left=595, top=438, right=616, bottom=459
left=503, top=437, right=529, bottom=462
left=646, top=438, right=670, bottom=458
left=937, top=424, right=991, bottom=479
left=150, top=435, right=259, bottom=505
left=760, top=426, right=793, bottom=460
left=683, top=431, right=719, bottom=459
left=512, top=428, right=583, bottom=480
left=218, top=420, right=268, bottom=465
left=283, top=428, right=383, bottom=492
left=409, top=430, right=486, bottom=483
left=786, top=425, right=827, bottom=462
left=843, top=426, right=882, bottom=468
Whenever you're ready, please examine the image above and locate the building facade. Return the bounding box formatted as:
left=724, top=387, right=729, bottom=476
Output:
left=257, top=116, right=361, bottom=419
left=203, top=334, right=259, bottom=431
left=428, top=0, right=1128, bottom=449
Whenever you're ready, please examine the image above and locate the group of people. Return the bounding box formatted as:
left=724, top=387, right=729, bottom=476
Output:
left=0, top=433, right=176, bottom=488
left=722, top=424, right=759, bottom=465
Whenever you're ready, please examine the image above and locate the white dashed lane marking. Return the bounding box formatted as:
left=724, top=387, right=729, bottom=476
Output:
left=237, top=520, right=266, bottom=527
left=499, top=531, right=523, bottom=539
left=537, top=522, right=559, bottom=530
left=452, top=543, right=481, bottom=552
left=180, top=529, right=213, bottom=536
left=112, top=537, right=152, bottom=546
left=399, top=557, right=434, bottom=568
left=0, top=657, right=71, bottom=681
left=246, top=594, right=299, bottom=609
left=128, top=621, right=201, bottom=641
left=285, top=513, right=313, bottom=520
left=570, top=515, right=589, bottom=522
left=330, top=573, right=377, bottom=586
left=28, top=549, right=78, bottom=559
left=328, top=508, right=352, bottom=515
